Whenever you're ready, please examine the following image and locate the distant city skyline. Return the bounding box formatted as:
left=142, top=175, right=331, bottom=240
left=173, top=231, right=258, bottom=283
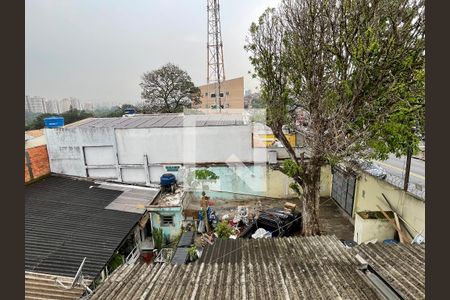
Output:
left=26, top=0, right=281, bottom=103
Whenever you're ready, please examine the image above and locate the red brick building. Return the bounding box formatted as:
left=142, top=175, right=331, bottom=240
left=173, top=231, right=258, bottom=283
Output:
left=25, top=145, right=50, bottom=183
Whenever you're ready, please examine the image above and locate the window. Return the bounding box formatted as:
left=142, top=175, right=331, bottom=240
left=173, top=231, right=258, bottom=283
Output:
left=219, top=92, right=224, bottom=97
left=226, top=91, right=229, bottom=96
left=205, top=92, right=208, bottom=96
left=161, top=215, right=174, bottom=226
left=211, top=93, right=216, bottom=98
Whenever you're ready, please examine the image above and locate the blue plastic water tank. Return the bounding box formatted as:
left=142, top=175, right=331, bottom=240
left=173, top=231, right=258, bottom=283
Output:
left=44, top=116, right=64, bottom=128
left=160, top=173, right=176, bottom=186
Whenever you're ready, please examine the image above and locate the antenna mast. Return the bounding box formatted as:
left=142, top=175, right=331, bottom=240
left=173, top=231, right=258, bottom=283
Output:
left=207, top=0, right=226, bottom=111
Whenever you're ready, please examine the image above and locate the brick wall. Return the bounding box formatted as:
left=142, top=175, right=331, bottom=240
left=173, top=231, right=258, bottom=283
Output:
left=25, top=145, right=50, bottom=183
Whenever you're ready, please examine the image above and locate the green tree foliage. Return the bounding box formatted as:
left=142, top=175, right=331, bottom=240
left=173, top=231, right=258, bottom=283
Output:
left=25, top=108, right=94, bottom=130
left=251, top=97, right=266, bottom=109
left=25, top=113, right=54, bottom=130
left=185, top=168, right=219, bottom=193
left=25, top=111, right=40, bottom=128
left=245, top=0, right=424, bottom=235
left=194, top=169, right=219, bottom=181
left=61, top=107, right=94, bottom=124
left=140, top=63, right=201, bottom=113
left=96, top=104, right=140, bottom=118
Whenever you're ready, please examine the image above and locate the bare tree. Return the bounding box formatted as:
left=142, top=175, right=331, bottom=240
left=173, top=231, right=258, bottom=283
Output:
left=140, top=63, right=201, bottom=113
left=246, top=0, right=425, bottom=235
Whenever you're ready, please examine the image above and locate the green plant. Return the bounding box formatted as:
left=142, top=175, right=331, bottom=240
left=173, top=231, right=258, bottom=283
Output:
left=107, top=252, right=124, bottom=273
left=194, top=169, right=219, bottom=180
left=171, top=231, right=182, bottom=249
left=153, top=228, right=163, bottom=250
left=215, top=220, right=234, bottom=239
left=187, top=245, right=198, bottom=262
left=186, top=169, right=219, bottom=193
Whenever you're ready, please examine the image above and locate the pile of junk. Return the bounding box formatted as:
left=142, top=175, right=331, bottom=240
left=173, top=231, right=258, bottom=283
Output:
left=197, top=201, right=302, bottom=240
left=238, top=202, right=302, bottom=239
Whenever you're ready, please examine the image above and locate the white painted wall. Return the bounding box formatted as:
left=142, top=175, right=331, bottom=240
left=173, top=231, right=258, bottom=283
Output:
left=115, top=126, right=253, bottom=165
left=87, top=168, right=117, bottom=179
left=122, top=168, right=146, bottom=184
left=45, top=127, right=116, bottom=178
left=84, top=146, right=115, bottom=165
left=45, top=125, right=256, bottom=186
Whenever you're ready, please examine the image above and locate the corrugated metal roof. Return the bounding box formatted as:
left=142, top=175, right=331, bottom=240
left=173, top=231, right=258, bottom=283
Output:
left=171, top=248, right=189, bottom=265
left=98, top=183, right=159, bottom=214
left=352, top=243, right=426, bottom=299
left=177, top=231, right=194, bottom=248
left=64, top=114, right=245, bottom=129
left=25, top=271, right=88, bottom=300
left=25, top=176, right=145, bottom=279
left=89, top=236, right=425, bottom=300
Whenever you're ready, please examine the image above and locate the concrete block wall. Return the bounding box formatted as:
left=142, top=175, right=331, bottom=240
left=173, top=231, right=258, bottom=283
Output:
left=353, top=172, right=425, bottom=238
left=25, top=145, right=50, bottom=183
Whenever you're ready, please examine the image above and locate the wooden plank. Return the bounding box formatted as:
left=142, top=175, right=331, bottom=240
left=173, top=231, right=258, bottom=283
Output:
left=381, top=193, right=416, bottom=239
left=394, top=212, right=404, bottom=243
left=376, top=205, right=408, bottom=243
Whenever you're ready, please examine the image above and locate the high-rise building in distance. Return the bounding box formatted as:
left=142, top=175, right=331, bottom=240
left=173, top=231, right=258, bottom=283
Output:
left=25, top=96, right=47, bottom=113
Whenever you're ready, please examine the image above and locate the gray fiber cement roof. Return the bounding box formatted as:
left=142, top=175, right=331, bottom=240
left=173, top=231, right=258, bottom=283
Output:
left=89, top=235, right=425, bottom=300
left=25, top=176, right=150, bottom=279
left=98, top=183, right=159, bottom=214
left=25, top=271, right=88, bottom=300
left=64, top=113, right=245, bottom=129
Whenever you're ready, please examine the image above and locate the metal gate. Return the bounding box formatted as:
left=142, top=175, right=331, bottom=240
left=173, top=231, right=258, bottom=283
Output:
left=331, top=166, right=356, bottom=215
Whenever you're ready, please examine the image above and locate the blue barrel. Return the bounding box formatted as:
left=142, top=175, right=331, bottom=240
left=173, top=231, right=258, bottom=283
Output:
left=160, top=173, right=176, bottom=186
left=44, top=116, right=64, bottom=128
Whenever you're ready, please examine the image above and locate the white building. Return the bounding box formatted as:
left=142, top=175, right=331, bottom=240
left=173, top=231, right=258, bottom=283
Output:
left=82, top=102, right=94, bottom=111
left=25, top=96, right=47, bottom=113
left=45, top=100, right=60, bottom=114
left=59, top=97, right=81, bottom=112
left=45, top=113, right=306, bottom=199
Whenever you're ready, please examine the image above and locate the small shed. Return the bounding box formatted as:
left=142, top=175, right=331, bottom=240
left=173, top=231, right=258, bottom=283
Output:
left=354, top=211, right=396, bottom=244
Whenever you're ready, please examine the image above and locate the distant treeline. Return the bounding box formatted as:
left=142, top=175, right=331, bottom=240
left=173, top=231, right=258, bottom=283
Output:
left=25, top=104, right=138, bottom=130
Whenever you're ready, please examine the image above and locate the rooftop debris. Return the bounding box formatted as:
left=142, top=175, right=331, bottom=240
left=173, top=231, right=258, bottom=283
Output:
left=151, top=187, right=184, bottom=206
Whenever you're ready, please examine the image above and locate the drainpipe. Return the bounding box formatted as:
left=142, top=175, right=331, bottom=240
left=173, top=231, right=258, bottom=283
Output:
left=143, top=154, right=151, bottom=185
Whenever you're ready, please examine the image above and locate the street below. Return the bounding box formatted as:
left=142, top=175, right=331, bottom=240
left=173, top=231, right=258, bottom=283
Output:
left=375, top=154, right=425, bottom=187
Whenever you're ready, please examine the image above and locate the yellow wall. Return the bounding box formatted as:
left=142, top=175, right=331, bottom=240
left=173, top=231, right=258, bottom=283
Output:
left=265, top=166, right=332, bottom=199
left=354, top=213, right=396, bottom=243
left=253, top=133, right=297, bottom=148
left=353, top=172, right=425, bottom=238
left=320, top=165, right=332, bottom=198
left=196, top=77, right=244, bottom=109
left=266, top=168, right=297, bottom=198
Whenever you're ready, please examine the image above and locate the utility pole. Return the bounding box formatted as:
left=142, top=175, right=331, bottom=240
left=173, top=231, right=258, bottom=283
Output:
left=403, top=126, right=416, bottom=192
left=206, top=0, right=226, bottom=111
left=403, top=147, right=412, bottom=191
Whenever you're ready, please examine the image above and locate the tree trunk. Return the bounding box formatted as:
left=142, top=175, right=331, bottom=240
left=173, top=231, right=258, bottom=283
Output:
left=301, top=165, right=321, bottom=236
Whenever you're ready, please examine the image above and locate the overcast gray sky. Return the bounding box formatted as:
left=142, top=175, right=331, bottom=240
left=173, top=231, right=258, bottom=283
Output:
left=26, top=0, right=281, bottom=103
